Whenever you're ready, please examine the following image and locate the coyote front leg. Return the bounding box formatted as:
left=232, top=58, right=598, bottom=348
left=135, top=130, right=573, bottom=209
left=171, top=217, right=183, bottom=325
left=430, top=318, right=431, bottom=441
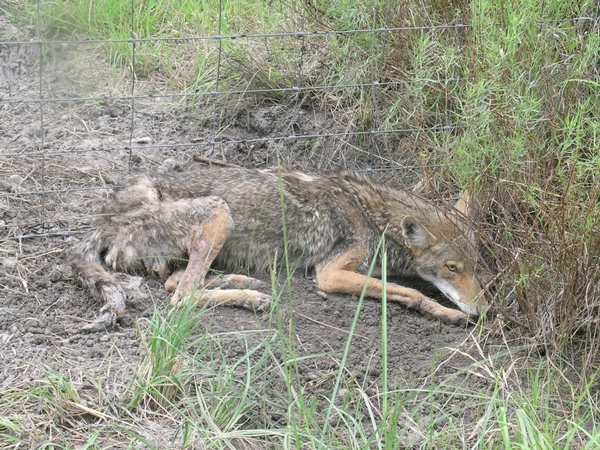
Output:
left=316, top=247, right=468, bottom=326
left=168, top=198, right=271, bottom=311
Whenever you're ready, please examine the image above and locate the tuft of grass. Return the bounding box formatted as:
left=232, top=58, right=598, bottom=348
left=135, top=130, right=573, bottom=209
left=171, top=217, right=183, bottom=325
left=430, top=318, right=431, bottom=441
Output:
left=1, top=287, right=600, bottom=447
left=126, top=297, right=201, bottom=408
left=26, top=0, right=466, bottom=125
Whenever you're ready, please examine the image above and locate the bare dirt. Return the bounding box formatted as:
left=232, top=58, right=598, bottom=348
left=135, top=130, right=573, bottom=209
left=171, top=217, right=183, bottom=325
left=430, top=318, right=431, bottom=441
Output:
left=0, top=13, right=491, bottom=446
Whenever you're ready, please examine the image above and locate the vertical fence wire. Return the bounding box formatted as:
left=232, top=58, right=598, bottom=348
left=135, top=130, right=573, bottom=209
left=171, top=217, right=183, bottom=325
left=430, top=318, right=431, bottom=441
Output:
left=367, top=0, right=391, bottom=175
left=209, top=0, right=225, bottom=162
left=127, top=0, right=136, bottom=173
left=289, top=0, right=307, bottom=141
left=36, top=0, right=46, bottom=228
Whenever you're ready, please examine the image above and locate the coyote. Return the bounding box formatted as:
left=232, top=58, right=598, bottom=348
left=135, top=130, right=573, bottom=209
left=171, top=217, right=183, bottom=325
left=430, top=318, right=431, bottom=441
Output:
left=71, top=166, right=487, bottom=331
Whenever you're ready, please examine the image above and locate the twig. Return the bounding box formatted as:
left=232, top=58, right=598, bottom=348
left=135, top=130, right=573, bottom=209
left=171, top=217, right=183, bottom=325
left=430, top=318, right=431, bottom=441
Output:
left=192, top=154, right=240, bottom=167
left=295, top=311, right=370, bottom=341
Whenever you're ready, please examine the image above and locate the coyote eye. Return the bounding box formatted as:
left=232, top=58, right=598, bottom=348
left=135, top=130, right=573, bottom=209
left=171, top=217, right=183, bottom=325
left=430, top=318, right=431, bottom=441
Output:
left=446, top=263, right=458, bottom=273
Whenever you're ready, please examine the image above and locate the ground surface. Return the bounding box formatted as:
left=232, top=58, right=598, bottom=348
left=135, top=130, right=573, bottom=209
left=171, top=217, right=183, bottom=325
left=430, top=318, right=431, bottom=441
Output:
left=0, top=13, right=488, bottom=446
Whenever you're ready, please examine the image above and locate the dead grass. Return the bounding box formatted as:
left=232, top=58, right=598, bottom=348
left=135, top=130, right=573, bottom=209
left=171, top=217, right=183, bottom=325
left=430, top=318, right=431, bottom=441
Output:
left=2, top=0, right=600, bottom=445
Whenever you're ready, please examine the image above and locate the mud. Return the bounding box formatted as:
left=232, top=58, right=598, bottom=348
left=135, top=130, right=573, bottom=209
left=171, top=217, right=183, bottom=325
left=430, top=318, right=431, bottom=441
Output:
left=0, top=12, right=487, bottom=445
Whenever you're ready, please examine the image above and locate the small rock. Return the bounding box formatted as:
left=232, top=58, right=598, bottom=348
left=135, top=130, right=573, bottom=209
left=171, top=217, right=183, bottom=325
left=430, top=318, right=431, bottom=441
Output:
left=367, top=368, right=381, bottom=377
left=132, top=136, right=152, bottom=145
left=48, top=270, right=62, bottom=282
left=108, top=107, right=122, bottom=118
left=306, top=372, right=319, bottom=381
left=33, top=276, right=50, bottom=289
left=60, top=265, right=74, bottom=279
left=162, top=158, right=180, bottom=170
left=365, top=386, right=377, bottom=396
left=0, top=257, right=17, bottom=270
left=8, top=174, right=24, bottom=185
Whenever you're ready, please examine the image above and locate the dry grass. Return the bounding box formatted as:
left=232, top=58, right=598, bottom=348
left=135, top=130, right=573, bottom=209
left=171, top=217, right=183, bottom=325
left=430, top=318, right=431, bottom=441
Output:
left=2, top=0, right=600, bottom=446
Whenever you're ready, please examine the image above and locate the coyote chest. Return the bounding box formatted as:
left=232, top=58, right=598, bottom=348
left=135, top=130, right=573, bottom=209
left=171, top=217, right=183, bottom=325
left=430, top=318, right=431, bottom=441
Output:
left=71, top=166, right=487, bottom=331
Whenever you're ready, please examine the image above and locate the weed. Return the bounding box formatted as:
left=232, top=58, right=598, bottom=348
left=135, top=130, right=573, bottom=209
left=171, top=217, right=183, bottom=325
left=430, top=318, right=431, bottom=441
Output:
left=126, top=297, right=201, bottom=408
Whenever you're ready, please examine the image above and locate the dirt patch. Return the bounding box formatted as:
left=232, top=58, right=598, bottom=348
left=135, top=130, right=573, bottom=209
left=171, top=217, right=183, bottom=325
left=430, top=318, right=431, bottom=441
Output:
left=0, top=12, right=488, bottom=445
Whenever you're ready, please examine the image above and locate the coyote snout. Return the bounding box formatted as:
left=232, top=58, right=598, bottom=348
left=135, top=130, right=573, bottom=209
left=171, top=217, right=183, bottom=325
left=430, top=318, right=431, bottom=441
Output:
left=71, top=166, right=488, bottom=331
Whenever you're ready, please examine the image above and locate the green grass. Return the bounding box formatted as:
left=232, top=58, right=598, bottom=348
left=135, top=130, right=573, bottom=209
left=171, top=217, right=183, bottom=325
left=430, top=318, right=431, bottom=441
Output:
left=0, top=240, right=598, bottom=448
left=451, top=0, right=600, bottom=354
left=4, top=0, right=600, bottom=446
left=1, top=286, right=599, bottom=448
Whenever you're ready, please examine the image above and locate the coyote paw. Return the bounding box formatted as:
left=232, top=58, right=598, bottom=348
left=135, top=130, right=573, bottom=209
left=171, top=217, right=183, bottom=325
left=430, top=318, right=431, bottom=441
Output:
left=171, top=287, right=272, bottom=312
left=442, top=310, right=469, bottom=327
left=80, top=284, right=127, bottom=332
left=247, top=293, right=272, bottom=312
left=410, top=296, right=469, bottom=327
left=213, top=290, right=272, bottom=311
left=79, top=310, right=118, bottom=332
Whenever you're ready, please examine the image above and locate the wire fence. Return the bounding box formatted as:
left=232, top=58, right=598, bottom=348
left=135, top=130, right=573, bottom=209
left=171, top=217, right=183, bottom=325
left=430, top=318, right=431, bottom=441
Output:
left=0, top=1, right=596, bottom=243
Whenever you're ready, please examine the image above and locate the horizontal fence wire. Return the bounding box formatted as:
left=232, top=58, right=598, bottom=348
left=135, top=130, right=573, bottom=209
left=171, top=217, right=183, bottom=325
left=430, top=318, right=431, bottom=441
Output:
left=0, top=79, right=466, bottom=105
left=0, top=24, right=473, bottom=46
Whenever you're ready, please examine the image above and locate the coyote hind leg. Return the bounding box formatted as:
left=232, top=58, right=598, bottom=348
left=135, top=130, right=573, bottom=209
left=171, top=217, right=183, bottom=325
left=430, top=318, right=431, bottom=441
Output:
left=74, top=193, right=270, bottom=332
left=169, top=198, right=271, bottom=311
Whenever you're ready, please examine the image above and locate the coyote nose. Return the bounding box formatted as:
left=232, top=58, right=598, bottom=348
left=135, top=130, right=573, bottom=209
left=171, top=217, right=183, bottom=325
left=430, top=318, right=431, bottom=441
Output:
left=477, top=301, right=490, bottom=314
left=472, top=290, right=489, bottom=315
left=463, top=299, right=488, bottom=317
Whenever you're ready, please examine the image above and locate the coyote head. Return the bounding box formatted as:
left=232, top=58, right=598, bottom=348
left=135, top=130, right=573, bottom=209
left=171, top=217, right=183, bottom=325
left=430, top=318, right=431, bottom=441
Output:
left=400, top=195, right=488, bottom=316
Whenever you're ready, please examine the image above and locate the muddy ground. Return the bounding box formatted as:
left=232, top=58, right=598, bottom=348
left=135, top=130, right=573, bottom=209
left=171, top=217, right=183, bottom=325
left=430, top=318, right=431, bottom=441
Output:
left=0, top=13, right=493, bottom=446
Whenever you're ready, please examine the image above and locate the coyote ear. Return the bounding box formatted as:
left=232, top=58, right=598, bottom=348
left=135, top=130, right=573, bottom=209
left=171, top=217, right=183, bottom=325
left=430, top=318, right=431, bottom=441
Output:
left=401, top=216, right=436, bottom=249
left=453, top=190, right=470, bottom=217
